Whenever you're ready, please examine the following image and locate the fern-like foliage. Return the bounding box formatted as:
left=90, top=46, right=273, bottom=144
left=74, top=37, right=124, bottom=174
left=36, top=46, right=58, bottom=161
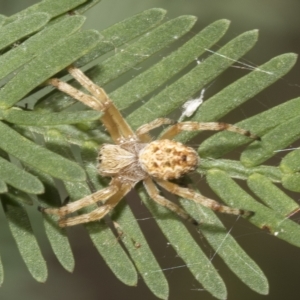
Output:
left=0, top=1, right=299, bottom=299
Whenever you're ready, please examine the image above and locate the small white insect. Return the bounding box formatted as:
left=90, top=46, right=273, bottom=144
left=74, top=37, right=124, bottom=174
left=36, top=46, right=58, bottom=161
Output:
left=179, top=89, right=205, bottom=121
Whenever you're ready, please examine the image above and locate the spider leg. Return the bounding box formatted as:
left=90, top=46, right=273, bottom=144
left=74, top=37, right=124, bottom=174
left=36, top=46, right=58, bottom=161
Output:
left=40, top=185, right=118, bottom=217
left=136, top=118, right=175, bottom=140
left=57, top=182, right=132, bottom=227
left=46, top=78, right=105, bottom=111
left=143, top=177, right=198, bottom=225
left=159, top=121, right=260, bottom=140
left=67, top=66, right=135, bottom=141
left=156, top=179, right=253, bottom=217
left=46, top=67, right=135, bottom=143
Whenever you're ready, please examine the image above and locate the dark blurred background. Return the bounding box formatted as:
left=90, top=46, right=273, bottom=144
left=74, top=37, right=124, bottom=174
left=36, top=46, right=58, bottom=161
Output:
left=1, top=0, right=300, bottom=299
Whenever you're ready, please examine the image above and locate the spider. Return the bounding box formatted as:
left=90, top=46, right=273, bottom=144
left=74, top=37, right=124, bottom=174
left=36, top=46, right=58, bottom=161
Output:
left=40, top=66, right=259, bottom=227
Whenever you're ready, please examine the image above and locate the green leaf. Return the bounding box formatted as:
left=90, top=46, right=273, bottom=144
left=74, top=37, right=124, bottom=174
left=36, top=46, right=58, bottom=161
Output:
left=0, top=156, right=43, bottom=194
left=281, top=149, right=300, bottom=173
left=198, top=158, right=282, bottom=182
left=207, top=170, right=300, bottom=247
left=0, top=30, right=101, bottom=109
left=87, top=15, right=197, bottom=87
left=5, top=0, right=88, bottom=24
left=43, top=216, right=75, bottom=273
left=111, top=19, right=230, bottom=110
left=2, top=198, right=47, bottom=282
left=127, top=29, right=259, bottom=130
left=0, top=180, right=7, bottom=193
left=76, top=8, right=167, bottom=67
left=241, top=115, right=300, bottom=167
left=0, top=122, right=86, bottom=182
left=2, top=108, right=102, bottom=126
left=0, top=12, right=50, bottom=50
left=180, top=195, right=268, bottom=295
left=0, top=15, right=86, bottom=80
left=113, top=202, right=169, bottom=300
left=198, top=96, right=300, bottom=158
left=139, top=189, right=227, bottom=300
left=247, top=173, right=299, bottom=215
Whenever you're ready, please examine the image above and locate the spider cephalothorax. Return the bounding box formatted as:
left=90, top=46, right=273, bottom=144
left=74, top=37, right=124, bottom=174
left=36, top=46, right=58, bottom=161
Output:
left=41, top=66, right=259, bottom=227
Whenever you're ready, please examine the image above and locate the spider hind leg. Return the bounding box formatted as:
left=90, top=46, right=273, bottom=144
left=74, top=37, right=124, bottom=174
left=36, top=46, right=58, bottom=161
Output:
left=156, top=179, right=254, bottom=218
left=143, top=177, right=199, bottom=225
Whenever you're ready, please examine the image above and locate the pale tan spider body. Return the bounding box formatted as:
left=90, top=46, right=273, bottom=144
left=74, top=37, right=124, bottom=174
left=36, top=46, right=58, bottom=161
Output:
left=98, top=139, right=199, bottom=183
left=42, top=66, right=259, bottom=227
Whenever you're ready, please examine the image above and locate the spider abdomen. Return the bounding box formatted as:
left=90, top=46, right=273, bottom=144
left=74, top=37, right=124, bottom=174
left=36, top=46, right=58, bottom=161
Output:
left=139, top=139, right=199, bottom=180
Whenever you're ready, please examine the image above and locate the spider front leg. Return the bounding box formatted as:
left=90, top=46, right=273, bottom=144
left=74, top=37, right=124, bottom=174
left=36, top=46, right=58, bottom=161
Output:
left=40, top=185, right=118, bottom=217
left=67, top=66, right=135, bottom=141
left=46, top=66, right=135, bottom=143
left=136, top=118, right=175, bottom=140
left=156, top=179, right=253, bottom=217
left=143, top=177, right=198, bottom=225
left=47, top=182, right=132, bottom=227
left=159, top=121, right=260, bottom=140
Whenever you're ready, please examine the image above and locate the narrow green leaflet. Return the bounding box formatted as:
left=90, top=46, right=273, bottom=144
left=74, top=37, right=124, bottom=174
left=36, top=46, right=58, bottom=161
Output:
left=35, top=8, right=167, bottom=112
left=282, top=173, right=300, bottom=193
left=0, top=156, right=43, bottom=194
left=178, top=54, right=297, bottom=144
left=0, top=29, right=100, bottom=109
left=5, top=0, right=87, bottom=24
left=247, top=173, right=299, bottom=215
left=0, top=13, right=50, bottom=51
left=199, top=96, right=300, bottom=158
left=0, top=122, right=85, bottom=182
left=86, top=15, right=197, bottom=86
left=281, top=149, right=300, bottom=173
left=0, top=15, right=86, bottom=81
left=196, top=54, right=296, bottom=122
left=127, top=30, right=259, bottom=130
left=111, top=19, right=230, bottom=110
left=198, top=158, right=282, bottom=182
left=0, top=14, right=6, bottom=26
left=241, top=115, right=300, bottom=167
left=35, top=15, right=197, bottom=113
left=0, top=157, right=44, bottom=194
left=112, top=202, right=169, bottom=300
left=2, top=198, right=47, bottom=282
left=207, top=170, right=300, bottom=247
left=0, top=180, right=7, bottom=193
left=280, top=150, right=300, bottom=192
left=76, top=8, right=167, bottom=67
left=181, top=197, right=268, bottom=295
left=43, top=216, right=75, bottom=273
left=139, top=189, right=227, bottom=300
left=1, top=109, right=102, bottom=126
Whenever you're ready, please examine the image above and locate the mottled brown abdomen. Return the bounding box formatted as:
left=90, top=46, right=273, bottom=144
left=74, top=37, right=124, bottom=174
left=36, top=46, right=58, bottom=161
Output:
left=138, top=139, right=199, bottom=180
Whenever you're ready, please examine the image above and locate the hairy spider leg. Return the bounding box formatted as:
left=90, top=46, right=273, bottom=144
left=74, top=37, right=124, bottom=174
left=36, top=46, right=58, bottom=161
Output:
left=159, top=121, right=260, bottom=140
left=143, top=177, right=198, bottom=225
left=156, top=179, right=253, bottom=217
